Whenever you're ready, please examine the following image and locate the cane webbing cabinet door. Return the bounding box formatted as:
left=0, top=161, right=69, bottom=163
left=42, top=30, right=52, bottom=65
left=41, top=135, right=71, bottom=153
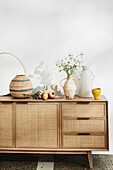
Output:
left=16, top=103, right=59, bottom=148
left=0, top=103, right=14, bottom=147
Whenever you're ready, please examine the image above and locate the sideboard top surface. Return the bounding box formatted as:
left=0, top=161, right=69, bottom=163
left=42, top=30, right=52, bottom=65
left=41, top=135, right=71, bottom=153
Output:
left=0, top=95, right=107, bottom=102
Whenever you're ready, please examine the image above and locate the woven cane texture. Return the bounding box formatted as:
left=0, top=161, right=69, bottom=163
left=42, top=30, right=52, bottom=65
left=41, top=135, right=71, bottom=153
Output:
left=62, top=135, right=107, bottom=149
left=0, top=103, right=14, bottom=147
left=62, top=119, right=106, bottom=133
left=62, top=102, right=106, bottom=118
left=16, top=103, right=59, bottom=148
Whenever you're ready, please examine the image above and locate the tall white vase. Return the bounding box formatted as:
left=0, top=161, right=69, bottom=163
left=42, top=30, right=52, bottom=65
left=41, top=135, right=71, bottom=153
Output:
left=78, top=66, right=95, bottom=97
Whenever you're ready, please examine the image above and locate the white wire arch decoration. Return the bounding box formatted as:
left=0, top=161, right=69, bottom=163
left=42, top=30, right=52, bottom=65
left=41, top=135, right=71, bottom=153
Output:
left=0, top=52, right=26, bottom=74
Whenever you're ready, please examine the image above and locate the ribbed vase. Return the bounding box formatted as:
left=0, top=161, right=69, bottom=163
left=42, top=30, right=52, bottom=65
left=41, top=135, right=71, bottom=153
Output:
left=60, top=75, right=77, bottom=99
left=9, top=75, right=33, bottom=98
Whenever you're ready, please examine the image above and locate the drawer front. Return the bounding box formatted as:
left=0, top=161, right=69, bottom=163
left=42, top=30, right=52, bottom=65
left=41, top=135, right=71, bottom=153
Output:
left=62, top=135, right=107, bottom=149
left=62, top=102, right=106, bottom=118
left=62, top=119, right=106, bottom=133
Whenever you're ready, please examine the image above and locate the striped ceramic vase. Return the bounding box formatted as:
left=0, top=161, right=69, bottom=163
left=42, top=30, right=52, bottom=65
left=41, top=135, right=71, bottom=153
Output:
left=9, top=75, right=33, bottom=98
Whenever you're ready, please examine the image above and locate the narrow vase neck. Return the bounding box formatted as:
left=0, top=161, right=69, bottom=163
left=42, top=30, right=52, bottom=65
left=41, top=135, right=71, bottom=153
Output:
left=67, top=75, right=72, bottom=79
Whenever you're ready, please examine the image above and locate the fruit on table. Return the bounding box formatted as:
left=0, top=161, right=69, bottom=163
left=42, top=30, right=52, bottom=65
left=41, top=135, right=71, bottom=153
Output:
left=32, top=91, right=55, bottom=100
left=48, top=91, right=55, bottom=99
left=42, top=92, right=48, bottom=100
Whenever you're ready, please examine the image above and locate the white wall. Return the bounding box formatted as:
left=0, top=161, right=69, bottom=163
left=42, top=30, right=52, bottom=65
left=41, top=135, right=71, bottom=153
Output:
left=0, top=0, right=113, bottom=154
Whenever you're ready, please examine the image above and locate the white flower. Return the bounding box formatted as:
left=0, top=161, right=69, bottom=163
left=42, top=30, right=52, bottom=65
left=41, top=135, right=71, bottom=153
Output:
left=68, top=70, right=71, bottom=74
left=67, top=65, right=70, bottom=69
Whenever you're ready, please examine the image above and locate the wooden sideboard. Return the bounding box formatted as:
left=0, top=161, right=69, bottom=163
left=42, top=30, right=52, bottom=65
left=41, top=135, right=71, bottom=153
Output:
left=0, top=95, right=109, bottom=169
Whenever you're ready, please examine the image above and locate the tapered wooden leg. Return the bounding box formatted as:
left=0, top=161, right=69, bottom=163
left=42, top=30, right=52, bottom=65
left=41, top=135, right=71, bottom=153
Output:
left=88, top=151, right=93, bottom=169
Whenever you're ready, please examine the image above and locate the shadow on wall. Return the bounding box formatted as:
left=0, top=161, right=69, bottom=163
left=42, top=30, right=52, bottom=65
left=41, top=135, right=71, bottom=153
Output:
left=28, top=61, right=52, bottom=87
left=28, top=60, right=63, bottom=89
left=28, top=60, right=81, bottom=91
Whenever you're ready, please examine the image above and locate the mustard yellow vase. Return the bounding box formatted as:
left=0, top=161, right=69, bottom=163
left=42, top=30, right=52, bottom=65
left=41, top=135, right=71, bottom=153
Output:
left=92, top=88, right=101, bottom=100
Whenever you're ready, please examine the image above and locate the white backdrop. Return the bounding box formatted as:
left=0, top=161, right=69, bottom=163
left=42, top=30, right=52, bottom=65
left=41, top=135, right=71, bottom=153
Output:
left=0, top=0, right=113, bottom=154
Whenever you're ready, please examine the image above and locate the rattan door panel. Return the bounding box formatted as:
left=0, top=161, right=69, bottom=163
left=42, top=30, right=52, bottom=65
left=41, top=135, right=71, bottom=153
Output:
left=62, top=134, right=107, bottom=149
left=62, top=102, right=106, bottom=118
left=62, top=119, right=106, bottom=133
left=16, top=103, right=59, bottom=148
left=0, top=103, right=14, bottom=147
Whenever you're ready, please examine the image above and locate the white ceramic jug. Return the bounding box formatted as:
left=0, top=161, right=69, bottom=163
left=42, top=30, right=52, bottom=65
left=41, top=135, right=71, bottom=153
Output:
left=78, top=66, right=95, bottom=97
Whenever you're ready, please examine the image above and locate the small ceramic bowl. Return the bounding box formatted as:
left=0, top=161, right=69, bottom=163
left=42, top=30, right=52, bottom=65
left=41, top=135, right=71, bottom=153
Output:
left=92, top=88, right=101, bottom=100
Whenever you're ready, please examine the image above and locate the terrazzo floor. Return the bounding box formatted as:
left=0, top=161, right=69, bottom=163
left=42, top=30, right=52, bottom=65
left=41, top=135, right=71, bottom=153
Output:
left=0, top=154, right=113, bottom=170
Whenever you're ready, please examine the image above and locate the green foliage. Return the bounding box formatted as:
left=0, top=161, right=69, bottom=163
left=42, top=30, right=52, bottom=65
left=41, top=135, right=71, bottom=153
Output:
left=32, top=91, right=42, bottom=99
left=56, top=53, right=84, bottom=76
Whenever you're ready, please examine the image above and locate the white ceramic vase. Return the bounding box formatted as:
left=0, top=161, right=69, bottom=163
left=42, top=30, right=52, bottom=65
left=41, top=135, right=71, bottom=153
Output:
left=78, top=66, right=95, bottom=97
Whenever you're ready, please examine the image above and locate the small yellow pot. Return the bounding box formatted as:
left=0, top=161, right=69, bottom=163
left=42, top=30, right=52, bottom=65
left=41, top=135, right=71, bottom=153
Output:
left=92, top=88, right=101, bottom=100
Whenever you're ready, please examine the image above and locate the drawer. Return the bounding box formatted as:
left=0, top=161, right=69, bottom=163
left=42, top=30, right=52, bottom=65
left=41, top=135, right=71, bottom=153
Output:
left=62, top=134, right=107, bottom=149
left=62, top=118, right=106, bottom=133
left=62, top=102, right=106, bottom=118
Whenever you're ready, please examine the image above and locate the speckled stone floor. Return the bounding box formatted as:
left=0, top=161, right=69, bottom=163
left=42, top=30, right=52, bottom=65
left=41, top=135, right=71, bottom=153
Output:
left=0, top=154, right=113, bottom=170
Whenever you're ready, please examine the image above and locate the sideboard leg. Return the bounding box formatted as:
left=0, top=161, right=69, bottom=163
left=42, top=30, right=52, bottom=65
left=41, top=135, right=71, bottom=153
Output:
left=88, top=151, right=93, bottom=169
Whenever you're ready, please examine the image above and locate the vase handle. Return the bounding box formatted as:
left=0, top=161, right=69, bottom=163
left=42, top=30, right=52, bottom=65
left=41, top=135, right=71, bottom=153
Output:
left=73, top=78, right=78, bottom=81
left=90, top=71, right=95, bottom=80
left=60, top=78, right=67, bottom=88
